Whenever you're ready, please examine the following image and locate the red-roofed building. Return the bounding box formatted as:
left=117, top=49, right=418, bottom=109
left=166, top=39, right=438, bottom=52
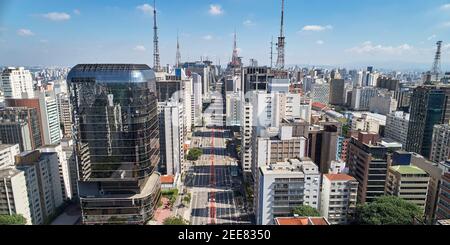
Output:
left=274, top=217, right=330, bottom=226
left=320, top=174, right=358, bottom=225
left=312, top=102, right=329, bottom=111
left=160, top=175, right=175, bottom=190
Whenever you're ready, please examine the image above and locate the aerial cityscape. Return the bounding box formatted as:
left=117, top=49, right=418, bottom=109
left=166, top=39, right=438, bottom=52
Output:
left=1, top=0, right=450, bottom=228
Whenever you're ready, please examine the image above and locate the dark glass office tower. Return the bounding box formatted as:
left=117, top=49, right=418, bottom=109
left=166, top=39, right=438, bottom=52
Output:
left=67, top=64, right=161, bottom=225
left=406, top=85, right=450, bottom=158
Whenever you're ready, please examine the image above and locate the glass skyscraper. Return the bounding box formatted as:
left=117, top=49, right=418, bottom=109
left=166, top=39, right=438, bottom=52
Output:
left=68, top=64, right=161, bottom=225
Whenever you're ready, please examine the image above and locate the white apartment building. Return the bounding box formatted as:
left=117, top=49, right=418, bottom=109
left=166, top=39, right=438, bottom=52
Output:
left=0, top=168, right=33, bottom=225
left=256, top=158, right=321, bottom=225
left=385, top=111, right=410, bottom=149
left=37, top=91, right=62, bottom=145
left=351, top=87, right=378, bottom=111
left=158, top=101, right=184, bottom=178
left=0, top=144, right=20, bottom=170
left=351, top=114, right=380, bottom=133
left=430, top=124, right=450, bottom=164
left=40, top=144, right=72, bottom=201
left=1, top=67, right=34, bottom=99
left=15, top=150, right=64, bottom=224
left=320, top=174, right=358, bottom=225
left=369, top=95, right=398, bottom=116
left=191, top=72, right=203, bottom=127
left=61, top=138, right=78, bottom=198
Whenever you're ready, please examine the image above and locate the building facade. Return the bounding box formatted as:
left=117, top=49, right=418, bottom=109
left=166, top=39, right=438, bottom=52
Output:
left=430, top=124, right=450, bottom=164
left=320, top=174, right=358, bottom=224
left=1, top=67, right=33, bottom=99
left=68, top=64, right=161, bottom=225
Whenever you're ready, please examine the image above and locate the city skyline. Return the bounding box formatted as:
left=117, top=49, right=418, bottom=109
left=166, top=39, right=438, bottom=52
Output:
left=0, top=0, right=449, bottom=70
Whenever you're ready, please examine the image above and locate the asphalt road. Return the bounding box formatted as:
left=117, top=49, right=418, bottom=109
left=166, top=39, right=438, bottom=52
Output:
left=188, top=84, right=250, bottom=225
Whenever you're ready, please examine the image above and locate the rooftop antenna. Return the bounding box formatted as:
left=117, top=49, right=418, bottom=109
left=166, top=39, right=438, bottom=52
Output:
left=276, top=0, right=286, bottom=70
left=176, top=30, right=181, bottom=68
left=431, top=41, right=443, bottom=82
left=153, top=0, right=161, bottom=72
left=270, top=36, right=274, bottom=68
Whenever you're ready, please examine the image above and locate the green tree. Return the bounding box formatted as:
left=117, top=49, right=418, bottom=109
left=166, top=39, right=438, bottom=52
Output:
left=163, top=216, right=189, bottom=225
left=342, top=124, right=350, bottom=137
left=292, top=205, right=321, bottom=217
left=187, top=148, right=203, bottom=161
left=0, top=214, right=27, bottom=225
left=355, top=196, right=423, bottom=225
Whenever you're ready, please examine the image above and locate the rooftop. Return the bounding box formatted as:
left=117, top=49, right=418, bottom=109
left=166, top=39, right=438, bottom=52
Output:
left=275, top=217, right=330, bottom=226
left=324, top=174, right=356, bottom=182
left=160, top=175, right=175, bottom=184
left=391, top=165, right=427, bottom=175
left=0, top=167, right=23, bottom=179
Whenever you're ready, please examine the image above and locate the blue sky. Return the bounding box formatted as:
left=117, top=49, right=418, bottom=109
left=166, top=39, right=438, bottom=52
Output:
left=0, top=0, right=450, bottom=70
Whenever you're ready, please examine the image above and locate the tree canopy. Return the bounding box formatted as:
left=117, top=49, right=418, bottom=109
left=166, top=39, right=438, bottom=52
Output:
left=292, top=205, right=321, bottom=217
left=163, top=216, right=189, bottom=225
left=0, top=214, right=27, bottom=225
left=187, top=148, right=203, bottom=161
left=355, top=196, right=423, bottom=225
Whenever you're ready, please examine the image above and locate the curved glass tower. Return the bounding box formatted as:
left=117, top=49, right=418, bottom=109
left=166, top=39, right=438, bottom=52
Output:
left=68, top=64, right=161, bottom=225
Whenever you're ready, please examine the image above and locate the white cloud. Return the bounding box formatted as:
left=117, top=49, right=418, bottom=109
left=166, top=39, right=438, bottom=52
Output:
left=301, top=25, right=333, bottom=32
left=440, top=4, right=450, bottom=10
left=427, top=34, right=437, bottom=41
left=316, top=40, right=324, bottom=45
left=442, top=22, right=450, bottom=28
left=133, top=45, right=146, bottom=51
left=243, top=20, right=255, bottom=27
left=137, top=4, right=155, bottom=15
left=203, top=35, right=213, bottom=40
left=17, top=29, right=34, bottom=37
left=347, top=41, right=413, bottom=55
left=73, top=9, right=81, bottom=15
left=209, top=4, right=224, bottom=16
left=42, top=12, right=71, bottom=21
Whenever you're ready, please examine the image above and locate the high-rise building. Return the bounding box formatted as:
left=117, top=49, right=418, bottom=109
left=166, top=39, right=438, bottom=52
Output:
left=351, top=87, right=378, bottom=111
left=68, top=64, right=161, bottom=225
left=385, top=165, right=430, bottom=212
left=1, top=67, right=34, bottom=99
left=6, top=91, right=62, bottom=145
left=40, top=145, right=73, bottom=201
left=311, top=82, right=330, bottom=105
left=0, top=107, right=42, bottom=151
left=240, top=102, right=253, bottom=174
left=308, top=124, right=339, bottom=174
left=406, top=86, right=450, bottom=158
left=348, top=132, right=393, bottom=204
left=430, top=124, right=450, bottom=164
left=242, top=66, right=275, bottom=93
left=369, top=94, right=398, bottom=116
left=411, top=153, right=444, bottom=223
left=226, top=92, right=242, bottom=127
left=256, top=158, right=321, bottom=225
left=56, top=93, right=72, bottom=138
left=320, top=174, right=358, bottom=225
left=191, top=72, right=203, bottom=127
left=61, top=138, right=78, bottom=199
left=329, top=79, right=345, bottom=105
left=436, top=172, right=450, bottom=220
left=158, top=101, right=184, bottom=178
left=0, top=144, right=20, bottom=170
left=15, top=150, right=64, bottom=225
left=252, top=125, right=307, bottom=180
left=0, top=168, right=32, bottom=224
left=385, top=111, right=410, bottom=148
left=377, top=77, right=400, bottom=91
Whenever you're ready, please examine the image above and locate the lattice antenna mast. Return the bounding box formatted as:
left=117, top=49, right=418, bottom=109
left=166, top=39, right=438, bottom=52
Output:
left=176, top=30, right=181, bottom=68
left=231, top=29, right=240, bottom=66
left=153, top=0, right=161, bottom=72
left=270, top=36, right=274, bottom=68
left=276, top=0, right=286, bottom=70
left=431, top=41, right=443, bottom=80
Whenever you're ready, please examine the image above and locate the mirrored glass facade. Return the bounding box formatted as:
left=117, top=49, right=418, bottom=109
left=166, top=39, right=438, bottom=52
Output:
left=68, top=64, right=161, bottom=224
